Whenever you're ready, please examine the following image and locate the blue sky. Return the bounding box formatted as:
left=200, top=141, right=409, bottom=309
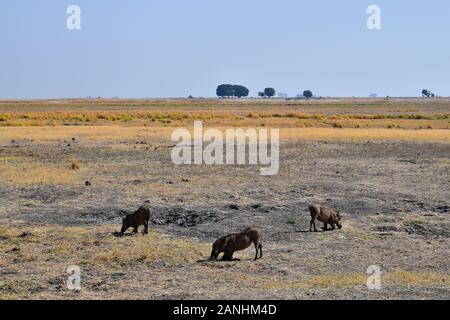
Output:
left=1, top=0, right=449, bottom=98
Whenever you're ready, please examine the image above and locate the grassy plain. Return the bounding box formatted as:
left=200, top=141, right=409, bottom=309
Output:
left=0, top=98, right=449, bottom=299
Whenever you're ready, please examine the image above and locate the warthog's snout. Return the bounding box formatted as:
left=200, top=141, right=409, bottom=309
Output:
left=336, top=213, right=343, bottom=229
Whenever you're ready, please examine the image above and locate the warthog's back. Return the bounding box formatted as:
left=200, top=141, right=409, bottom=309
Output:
left=310, top=204, right=337, bottom=222
left=232, top=234, right=254, bottom=251
left=128, top=206, right=151, bottom=225
left=240, top=226, right=262, bottom=242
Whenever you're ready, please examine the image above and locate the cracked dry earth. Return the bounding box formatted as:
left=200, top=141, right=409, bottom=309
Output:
left=0, top=135, right=449, bottom=299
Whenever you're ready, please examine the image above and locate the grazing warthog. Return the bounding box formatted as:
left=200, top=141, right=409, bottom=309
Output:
left=209, top=227, right=263, bottom=261
left=309, top=204, right=342, bottom=232
left=120, top=206, right=151, bottom=235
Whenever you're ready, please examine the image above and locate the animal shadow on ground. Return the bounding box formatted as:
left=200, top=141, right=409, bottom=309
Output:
left=294, top=226, right=340, bottom=233
left=196, top=258, right=249, bottom=264
left=112, top=231, right=139, bottom=238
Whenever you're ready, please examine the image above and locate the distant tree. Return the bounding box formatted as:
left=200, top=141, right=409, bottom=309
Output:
left=232, top=85, right=249, bottom=98
left=422, top=89, right=431, bottom=98
left=258, top=91, right=266, bottom=98
left=303, top=90, right=313, bottom=99
left=216, top=84, right=249, bottom=98
left=264, top=87, right=276, bottom=98
left=216, top=84, right=234, bottom=98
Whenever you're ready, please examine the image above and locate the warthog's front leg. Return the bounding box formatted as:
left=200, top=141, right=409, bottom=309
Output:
left=310, top=219, right=317, bottom=232
left=253, top=242, right=260, bottom=261
left=143, top=220, right=149, bottom=235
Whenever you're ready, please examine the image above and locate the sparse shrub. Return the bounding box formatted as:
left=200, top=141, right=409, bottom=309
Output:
left=303, top=121, right=313, bottom=127
left=436, top=114, right=449, bottom=120
left=0, top=114, right=12, bottom=122
left=330, top=114, right=343, bottom=120
left=70, top=159, right=80, bottom=170
left=314, top=113, right=324, bottom=120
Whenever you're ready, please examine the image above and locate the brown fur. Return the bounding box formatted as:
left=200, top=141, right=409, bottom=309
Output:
left=209, top=226, right=263, bottom=261
left=120, top=206, right=151, bottom=235
left=309, top=204, right=342, bottom=232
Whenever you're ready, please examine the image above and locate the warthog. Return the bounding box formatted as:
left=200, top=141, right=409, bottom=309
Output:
left=209, top=226, right=263, bottom=261
left=120, top=206, right=151, bottom=235
left=309, top=204, right=342, bottom=232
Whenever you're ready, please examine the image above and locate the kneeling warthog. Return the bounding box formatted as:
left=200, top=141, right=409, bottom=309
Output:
left=120, top=206, right=151, bottom=235
left=209, top=227, right=263, bottom=261
left=309, top=204, right=342, bottom=232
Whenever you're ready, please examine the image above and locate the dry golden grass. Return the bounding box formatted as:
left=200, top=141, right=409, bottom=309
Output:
left=0, top=126, right=171, bottom=143
left=0, top=156, right=80, bottom=186
left=0, top=97, right=449, bottom=129
left=252, top=270, right=449, bottom=290
left=0, top=225, right=209, bottom=268
left=0, top=225, right=210, bottom=299
left=0, top=111, right=448, bottom=129
left=0, top=224, right=448, bottom=299
left=1, top=126, right=449, bottom=144
left=280, top=128, right=450, bottom=142
left=385, top=271, right=450, bottom=286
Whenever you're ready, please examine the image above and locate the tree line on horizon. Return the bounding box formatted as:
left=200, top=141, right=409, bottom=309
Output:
left=214, top=85, right=439, bottom=99
left=216, top=84, right=314, bottom=99
left=422, top=89, right=437, bottom=98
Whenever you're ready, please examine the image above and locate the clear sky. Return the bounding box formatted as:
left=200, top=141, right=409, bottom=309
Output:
left=1, top=0, right=449, bottom=99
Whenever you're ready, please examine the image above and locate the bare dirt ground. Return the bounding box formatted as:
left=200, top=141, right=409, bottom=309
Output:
left=0, top=99, right=449, bottom=300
